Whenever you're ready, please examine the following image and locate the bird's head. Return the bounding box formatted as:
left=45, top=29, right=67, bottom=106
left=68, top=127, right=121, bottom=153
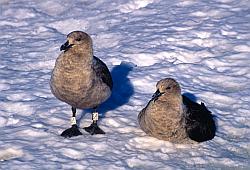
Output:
left=152, top=78, right=181, bottom=101
left=60, top=31, right=93, bottom=53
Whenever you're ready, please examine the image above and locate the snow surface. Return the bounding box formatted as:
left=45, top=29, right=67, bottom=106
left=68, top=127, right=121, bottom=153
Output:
left=0, top=0, right=250, bottom=169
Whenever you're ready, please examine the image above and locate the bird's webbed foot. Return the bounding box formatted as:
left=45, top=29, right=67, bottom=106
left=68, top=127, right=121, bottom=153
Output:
left=84, top=122, right=105, bottom=135
left=61, top=124, right=83, bottom=138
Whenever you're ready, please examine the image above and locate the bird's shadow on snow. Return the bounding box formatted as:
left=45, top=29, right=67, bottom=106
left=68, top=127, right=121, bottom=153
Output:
left=182, top=92, right=197, bottom=102
left=78, top=61, right=135, bottom=124
left=99, top=61, right=135, bottom=116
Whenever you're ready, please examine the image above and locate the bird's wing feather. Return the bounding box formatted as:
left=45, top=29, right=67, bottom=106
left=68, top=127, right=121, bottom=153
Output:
left=182, top=95, right=216, bottom=142
left=93, top=56, right=113, bottom=89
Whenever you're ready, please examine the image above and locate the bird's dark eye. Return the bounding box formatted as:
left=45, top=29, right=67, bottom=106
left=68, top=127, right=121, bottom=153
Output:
left=166, top=87, right=171, bottom=90
left=76, top=38, right=81, bottom=41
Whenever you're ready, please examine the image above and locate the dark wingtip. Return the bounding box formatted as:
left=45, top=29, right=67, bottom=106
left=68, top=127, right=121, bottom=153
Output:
left=201, top=102, right=205, bottom=107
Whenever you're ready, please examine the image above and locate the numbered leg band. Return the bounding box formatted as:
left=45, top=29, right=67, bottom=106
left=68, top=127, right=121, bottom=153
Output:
left=71, top=117, right=77, bottom=125
left=92, top=112, right=99, bottom=121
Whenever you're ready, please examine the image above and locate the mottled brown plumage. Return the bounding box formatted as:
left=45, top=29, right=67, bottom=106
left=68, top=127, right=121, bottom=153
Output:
left=138, top=78, right=216, bottom=144
left=50, top=31, right=112, bottom=137
left=50, top=31, right=112, bottom=109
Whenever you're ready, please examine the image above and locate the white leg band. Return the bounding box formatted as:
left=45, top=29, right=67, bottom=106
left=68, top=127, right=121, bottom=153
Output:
left=92, top=112, right=99, bottom=121
left=71, top=117, right=77, bottom=125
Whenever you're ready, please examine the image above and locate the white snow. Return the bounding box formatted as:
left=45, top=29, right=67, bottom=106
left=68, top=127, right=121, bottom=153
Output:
left=0, top=0, right=250, bottom=169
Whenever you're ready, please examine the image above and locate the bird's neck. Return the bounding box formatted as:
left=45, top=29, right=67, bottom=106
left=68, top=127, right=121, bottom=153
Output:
left=159, top=93, right=182, bottom=103
left=59, top=52, right=93, bottom=71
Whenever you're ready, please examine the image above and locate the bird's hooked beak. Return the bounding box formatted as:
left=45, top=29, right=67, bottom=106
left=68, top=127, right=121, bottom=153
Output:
left=152, top=89, right=164, bottom=102
left=60, top=41, right=74, bottom=51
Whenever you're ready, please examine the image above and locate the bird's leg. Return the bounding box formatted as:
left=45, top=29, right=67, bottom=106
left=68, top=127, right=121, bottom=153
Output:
left=61, top=107, right=83, bottom=138
left=84, top=108, right=105, bottom=135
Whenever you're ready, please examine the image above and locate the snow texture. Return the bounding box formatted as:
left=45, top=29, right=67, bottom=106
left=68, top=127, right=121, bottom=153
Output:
left=0, top=0, right=250, bottom=169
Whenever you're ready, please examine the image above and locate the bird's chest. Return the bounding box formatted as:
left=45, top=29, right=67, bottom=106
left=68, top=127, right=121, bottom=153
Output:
left=149, top=102, right=183, bottom=125
left=52, top=64, right=93, bottom=94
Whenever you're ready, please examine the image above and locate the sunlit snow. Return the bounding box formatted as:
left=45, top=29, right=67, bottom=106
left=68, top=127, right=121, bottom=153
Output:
left=0, top=0, right=249, bottom=169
